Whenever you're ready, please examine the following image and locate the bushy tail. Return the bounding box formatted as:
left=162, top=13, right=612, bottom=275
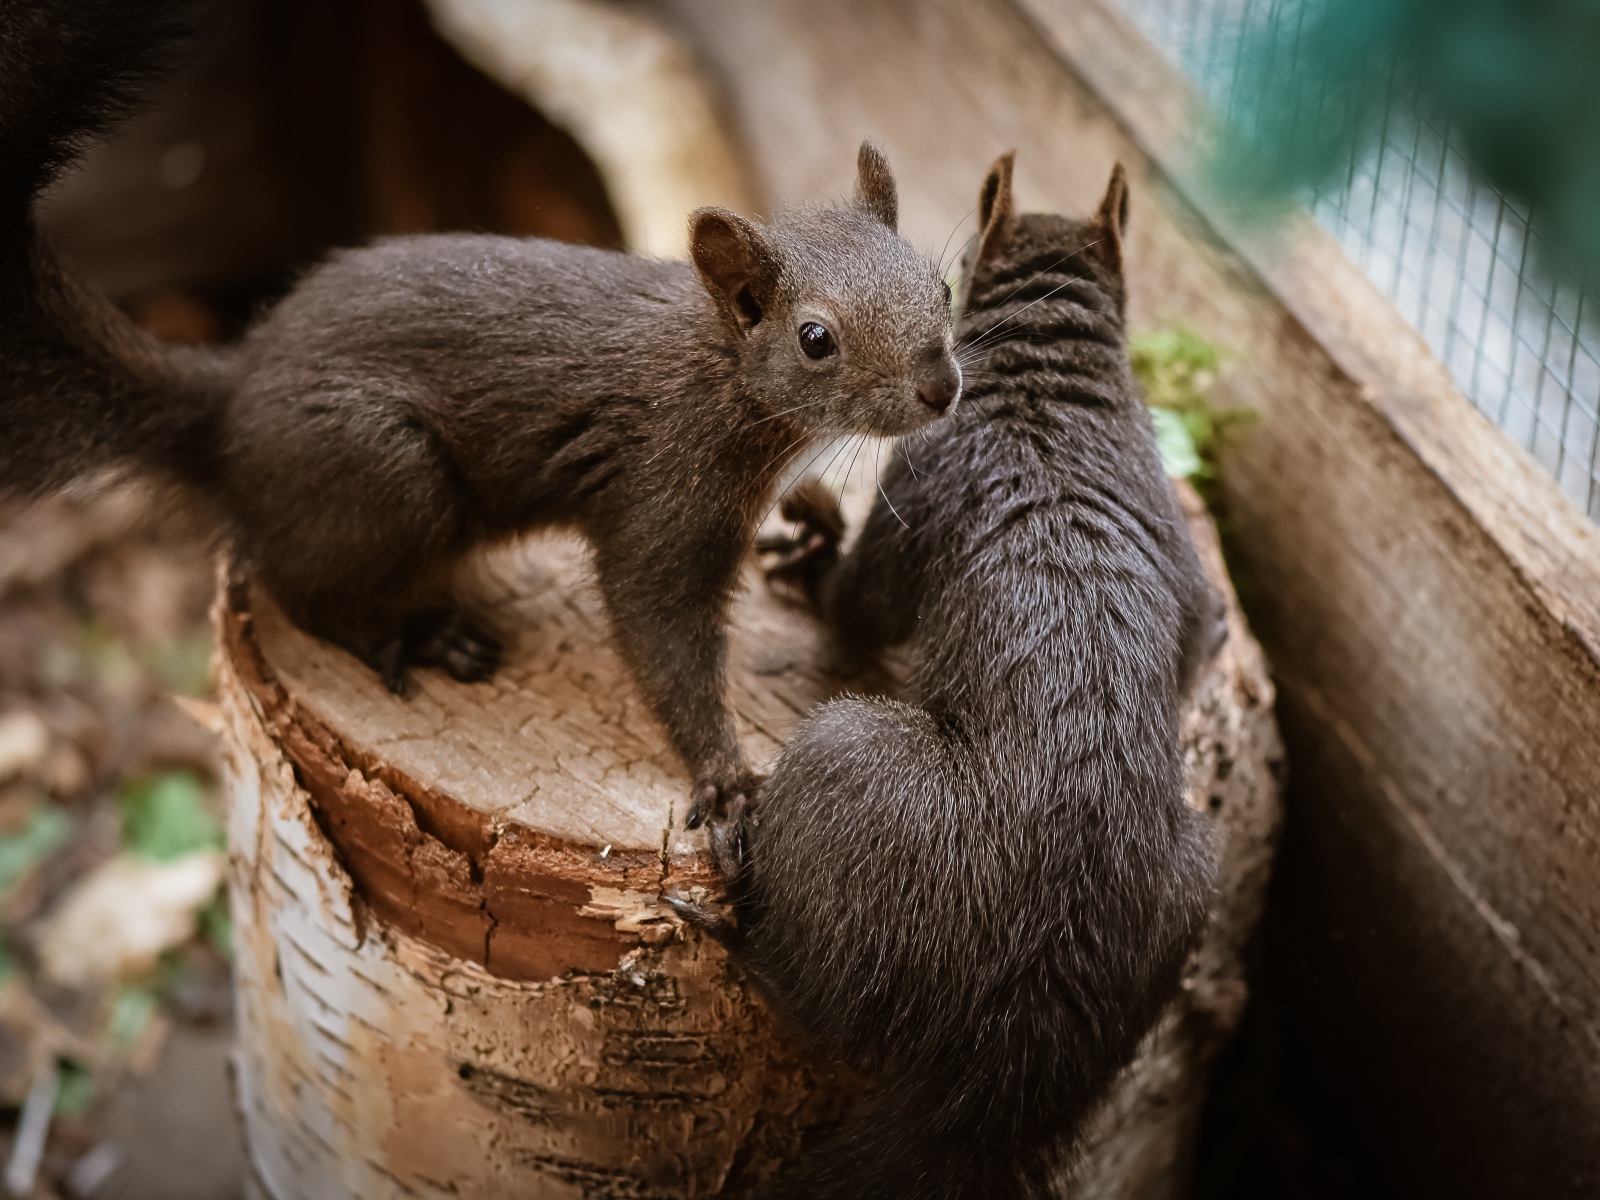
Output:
left=759, top=1072, right=1078, bottom=1200
left=0, top=0, right=233, bottom=497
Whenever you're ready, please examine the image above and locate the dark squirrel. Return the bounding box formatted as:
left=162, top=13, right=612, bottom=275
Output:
left=680, top=156, right=1225, bottom=1198
left=0, top=0, right=961, bottom=814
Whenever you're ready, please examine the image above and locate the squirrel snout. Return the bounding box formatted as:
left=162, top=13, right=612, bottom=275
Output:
left=917, top=362, right=962, bottom=414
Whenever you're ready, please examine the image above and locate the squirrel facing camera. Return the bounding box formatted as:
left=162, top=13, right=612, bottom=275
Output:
left=689, top=142, right=962, bottom=438
left=702, top=154, right=1223, bottom=1200
left=0, top=6, right=959, bottom=818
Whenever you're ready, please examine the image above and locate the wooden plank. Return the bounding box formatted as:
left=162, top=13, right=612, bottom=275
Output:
left=655, top=0, right=1600, bottom=1192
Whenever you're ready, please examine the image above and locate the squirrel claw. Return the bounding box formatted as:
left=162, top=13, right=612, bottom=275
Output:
left=403, top=608, right=503, bottom=683
left=661, top=894, right=740, bottom=949
left=684, top=779, right=762, bottom=887
left=684, top=783, right=719, bottom=831
left=377, top=641, right=411, bottom=697
left=763, top=533, right=830, bottom=575
left=702, top=786, right=758, bottom=883
left=779, top=477, right=846, bottom=536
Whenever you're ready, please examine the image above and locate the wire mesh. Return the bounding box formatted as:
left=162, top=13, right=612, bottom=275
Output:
left=1113, top=0, right=1600, bottom=520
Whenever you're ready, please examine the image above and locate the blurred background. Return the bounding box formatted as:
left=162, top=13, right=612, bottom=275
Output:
left=1124, top=0, right=1600, bottom=522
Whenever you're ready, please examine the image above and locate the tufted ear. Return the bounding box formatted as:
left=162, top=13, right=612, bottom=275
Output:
left=689, top=207, right=779, bottom=335
left=974, top=150, right=1017, bottom=269
left=853, top=140, right=898, bottom=230
left=1094, top=162, right=1130, bottom=276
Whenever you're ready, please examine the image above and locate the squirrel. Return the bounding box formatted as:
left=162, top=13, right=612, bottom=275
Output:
left=0, top=0, right=961, bottom=816
left=675, top=156, right=1225, bottom=1198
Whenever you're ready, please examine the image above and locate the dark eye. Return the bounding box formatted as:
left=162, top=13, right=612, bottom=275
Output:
left=941, top=279, right=953, bottom=307
left=798, top=322, right=837, bottom=360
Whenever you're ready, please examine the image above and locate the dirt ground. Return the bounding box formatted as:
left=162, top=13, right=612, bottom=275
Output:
left=0, top=482, right=244, bottom=1199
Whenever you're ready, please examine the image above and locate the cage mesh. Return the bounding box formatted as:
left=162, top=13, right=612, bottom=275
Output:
left=1113, top=0, right=1600, bottom=520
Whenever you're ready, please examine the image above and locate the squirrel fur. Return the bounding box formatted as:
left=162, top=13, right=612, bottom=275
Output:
left=0, top=0, right=961, bottom=812
left=686, top=155, right=1224, bottom=1198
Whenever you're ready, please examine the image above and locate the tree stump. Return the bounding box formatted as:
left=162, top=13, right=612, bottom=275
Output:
left=216, top=482, right=1280, bottom=1200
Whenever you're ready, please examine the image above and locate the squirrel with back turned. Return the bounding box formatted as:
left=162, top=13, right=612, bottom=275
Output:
left=0, top=0, right=961, bottom=816
left=680, top=155, right=1225, bottom=1198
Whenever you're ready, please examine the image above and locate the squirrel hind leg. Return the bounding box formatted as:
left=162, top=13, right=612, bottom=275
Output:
left=265, top=574, right=419, bottom=692
left=401, top=606, right=503, bottom=683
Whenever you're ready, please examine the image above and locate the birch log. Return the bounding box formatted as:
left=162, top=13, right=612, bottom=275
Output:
left=218, top=481, right=1280, bottom=1200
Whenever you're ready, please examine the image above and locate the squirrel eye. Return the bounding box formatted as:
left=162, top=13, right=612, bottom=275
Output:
left=941, top=279, right=953, bottom=307
left=798, top=321, right=837, bottom=360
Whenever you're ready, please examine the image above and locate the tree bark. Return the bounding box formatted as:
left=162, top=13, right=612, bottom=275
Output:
left=218, top=482, right=1280, bottom=1199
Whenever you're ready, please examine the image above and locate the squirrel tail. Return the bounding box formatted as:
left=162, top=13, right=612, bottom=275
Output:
left=0, top=0, right=233, bottom=498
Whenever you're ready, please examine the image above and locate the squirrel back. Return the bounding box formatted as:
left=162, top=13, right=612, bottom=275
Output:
left=694, top=157, right=1222, bottom=1198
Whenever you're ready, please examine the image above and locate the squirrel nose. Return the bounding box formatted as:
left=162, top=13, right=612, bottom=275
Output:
left=917, top=361, right=962, bottom=414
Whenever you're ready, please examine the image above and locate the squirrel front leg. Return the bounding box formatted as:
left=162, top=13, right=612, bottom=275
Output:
left=590, top=531, right=758, bottom=832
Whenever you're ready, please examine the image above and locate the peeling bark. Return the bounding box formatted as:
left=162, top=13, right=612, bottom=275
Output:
left=220, top=487, right=1280, bottom=1199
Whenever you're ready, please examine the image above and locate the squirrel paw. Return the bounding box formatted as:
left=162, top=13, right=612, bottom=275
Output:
left=683, top=774, right=761, bottom=832
left=661, top=894, right=740, bottom=950
left=376, top=640, right=411, bottom=696
left=758, top=478, right=845, bottom=593
left=402, top=607, right=503, bottom=683
left=685, top=777, right=760, bottom=886
left=706, top=806, right=754, bottom=883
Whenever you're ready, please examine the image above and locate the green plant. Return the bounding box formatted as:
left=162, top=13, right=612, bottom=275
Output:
left=198, top=894, right=233, bottom=959
left=0, top=802, right=71, bottom=898
left=119, top=770, right=222, bottom=862
left=1129, top=325, right=1251, bottom=490
left=54, top=1060, right=96, bottom=1118
left=148, top=630, right=214, bottom=699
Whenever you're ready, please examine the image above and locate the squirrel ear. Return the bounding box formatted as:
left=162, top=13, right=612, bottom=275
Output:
left=689, top=207, right=778, bottom=335
left=975, top=150, right=1017, bottom=268
left=853, top=140, right=898, bottom=230
left=1094, top=162, right=1130, bottom=275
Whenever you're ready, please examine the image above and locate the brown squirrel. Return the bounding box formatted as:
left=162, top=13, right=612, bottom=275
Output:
left=679, top=156, right=1223, bottom=1198
left=0, top=0, right=961, bottom=815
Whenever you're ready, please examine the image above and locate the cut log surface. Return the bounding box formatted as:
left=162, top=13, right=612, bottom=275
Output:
left=219, top=480, right=1281, bottom=1200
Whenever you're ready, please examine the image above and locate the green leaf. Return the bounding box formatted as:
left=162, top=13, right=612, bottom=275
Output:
left=1129, top=326, right=1221, bottom=412
left=1151, top=407, right=1204, bottom=479
left=0, top=803, right=72, bottom=897
left=1129, top=323, right=1250, bottom=489
left=148, top=632, right=214, bottom=699
left=108, top=987, right=158, bottom=1048
left=199, top=895, right=233, bottom=960
left=119, top=771, right=222, bottom=862
left=54, top=1061, right=97, bottom=1118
